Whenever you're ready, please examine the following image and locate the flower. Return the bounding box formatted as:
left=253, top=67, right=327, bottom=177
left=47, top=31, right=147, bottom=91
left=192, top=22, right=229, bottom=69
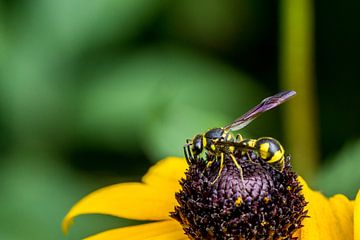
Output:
left=172, top=152, right=307, bottom=239
left=63, top=157, right=360, bottom=240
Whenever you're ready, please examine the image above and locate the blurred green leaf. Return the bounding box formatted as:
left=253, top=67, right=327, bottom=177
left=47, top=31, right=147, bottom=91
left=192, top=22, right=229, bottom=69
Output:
left=77, top=46, right=269, bottom=160
left=0, top=5, right=5, bottom=62
left=0, top=150, right=138, bottom=240
left=144, top=103, right=230, bottom=160
left=12, top=0, right=166, bottom=54
left=164, top=0, right=268, bottom=52
left=315, top=139, right=360, bottom=199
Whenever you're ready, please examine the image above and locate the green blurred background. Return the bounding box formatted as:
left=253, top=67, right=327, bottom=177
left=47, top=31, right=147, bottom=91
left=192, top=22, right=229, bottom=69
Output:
left=0, top=0, right=359, bottom=239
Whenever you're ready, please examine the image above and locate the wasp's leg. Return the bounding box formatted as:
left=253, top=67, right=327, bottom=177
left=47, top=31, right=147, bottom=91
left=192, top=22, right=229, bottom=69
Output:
left=229, top=154, right=245, bottom=189
left=211, top=153, right=224, bottom=185
left=184, top=140, right=191, bottom=164
left=243, top=150, right=264, bottom=171
left=246, top=150, right=262, bottom=166
left=200, top=155, right=214, bottom=174
left=188, top=144, right=196, bottom=162
left=184, top=144, right=191, bottom=165
left=201, top=160, right=213, bottom=175
left=235, top=133, right=243, bottom=142
left=234, top=134, right=256, bottom=166
left=186, top=140, right=196, bottom=161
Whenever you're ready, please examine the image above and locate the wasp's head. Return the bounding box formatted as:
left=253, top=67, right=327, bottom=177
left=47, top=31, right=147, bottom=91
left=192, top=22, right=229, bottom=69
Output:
left=191, top=134, right=203, bottom=155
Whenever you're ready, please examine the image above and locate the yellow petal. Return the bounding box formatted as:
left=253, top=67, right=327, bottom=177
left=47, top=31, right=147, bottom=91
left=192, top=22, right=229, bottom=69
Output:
left=297, top=176, right=354, bottom=240
left=328, top=194, right=354, bottom=239
left=63, top=157, right=188, bottom=234
left=142, top=157, right=187, bottom=191
left=354, top=190, right=360, bottom=240
left=292, top=229, right=301, bottom=239
left=83, top=220, right=187, bottom=240
left=62, top=183, right=177, bottom=234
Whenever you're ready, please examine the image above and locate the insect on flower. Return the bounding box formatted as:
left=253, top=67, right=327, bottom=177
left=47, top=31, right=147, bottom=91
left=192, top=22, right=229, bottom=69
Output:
left=184, top=90, right=296, bottom=184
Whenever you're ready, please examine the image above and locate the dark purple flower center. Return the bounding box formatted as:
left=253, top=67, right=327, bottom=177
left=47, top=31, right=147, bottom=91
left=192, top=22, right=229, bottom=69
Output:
left=171, top=151, right=307, bottom=240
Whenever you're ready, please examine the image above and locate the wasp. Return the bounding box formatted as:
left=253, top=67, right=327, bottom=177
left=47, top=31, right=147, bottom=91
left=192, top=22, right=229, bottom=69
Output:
left=184, top=90, right=296, bottom=184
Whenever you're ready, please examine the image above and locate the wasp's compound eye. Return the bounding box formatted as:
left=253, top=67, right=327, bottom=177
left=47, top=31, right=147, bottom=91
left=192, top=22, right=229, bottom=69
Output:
left=192, top=135, right=203, bottom=155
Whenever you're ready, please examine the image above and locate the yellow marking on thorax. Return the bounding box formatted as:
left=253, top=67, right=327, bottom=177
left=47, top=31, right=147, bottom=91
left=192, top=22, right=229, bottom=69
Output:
left=202, top=136, right=207, bottom=148
left=210, top=144, right=216, bottom=151
left=247, top=139, right=256, bottom=148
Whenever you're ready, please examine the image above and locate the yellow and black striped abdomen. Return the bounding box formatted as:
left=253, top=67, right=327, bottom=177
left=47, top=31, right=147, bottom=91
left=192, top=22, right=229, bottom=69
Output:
left=255, top=137, right=285, bottom=171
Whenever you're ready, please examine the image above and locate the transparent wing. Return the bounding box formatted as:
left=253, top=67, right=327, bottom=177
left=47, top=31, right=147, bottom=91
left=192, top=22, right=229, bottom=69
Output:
left=214, top=140, right=257, bottom=152
left=224, top=90, right=296, bottom=131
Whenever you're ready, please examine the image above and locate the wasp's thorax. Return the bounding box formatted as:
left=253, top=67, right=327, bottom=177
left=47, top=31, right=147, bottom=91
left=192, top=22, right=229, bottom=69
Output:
left=204, top=127, right=225, bottom=140
left=186, top=128, right=234, bottom=163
